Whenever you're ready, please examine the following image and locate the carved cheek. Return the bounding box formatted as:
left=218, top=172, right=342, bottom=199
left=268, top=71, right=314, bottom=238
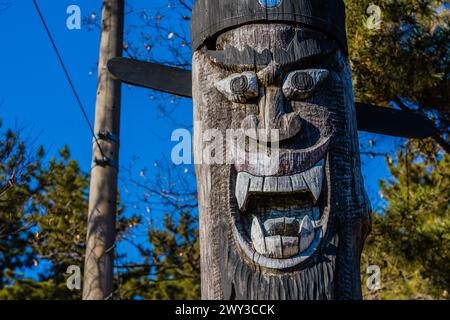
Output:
left=299, top=102, right=333, bottom=129
left=288, top=73, right=340, bottom=140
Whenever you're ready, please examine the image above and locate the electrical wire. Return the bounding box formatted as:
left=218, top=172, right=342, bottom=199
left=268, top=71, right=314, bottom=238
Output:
left=32, top=0, right=106, bottom=159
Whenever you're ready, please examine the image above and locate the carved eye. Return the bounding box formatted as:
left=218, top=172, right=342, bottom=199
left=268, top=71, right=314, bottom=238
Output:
left=215, top=72, right=259, bottom=103
left=282, top=69, right=329, bottom=101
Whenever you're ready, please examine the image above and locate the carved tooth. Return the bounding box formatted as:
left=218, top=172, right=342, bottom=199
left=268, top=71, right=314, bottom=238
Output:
left=281, top=236, right=299, bottom=258
left=251, top=216, right=267, bottom=255
left=290, top=173, right=308, bottom=192
left=235, top=172, right=251, bottom=211
left=299, top=215, right=315, bottom=253
left=249, top=176, right=264, bottom=192
left=263, top=176, right=278, bottom=193
left=277, top=176, right=293, bottom=192
left=264, top=217, right=300, bottom=237
left=265, top=236, right=283, bottom=259
left=264, top=218, right=285, bottom=236
left=302, top=161, right=324, bottom=203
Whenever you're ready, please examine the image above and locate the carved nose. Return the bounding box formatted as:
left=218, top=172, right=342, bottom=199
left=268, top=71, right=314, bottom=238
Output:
left=241, top=87, right=302, bottom=142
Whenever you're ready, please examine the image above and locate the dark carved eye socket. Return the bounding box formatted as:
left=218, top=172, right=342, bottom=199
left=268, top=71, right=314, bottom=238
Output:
left=283, top=69, right=329, bottom=101
left=215, top=72, right=259, bottom=104
left=291, top=72, right=315, bottom=91
left=230, top=76, right=249, bottom=94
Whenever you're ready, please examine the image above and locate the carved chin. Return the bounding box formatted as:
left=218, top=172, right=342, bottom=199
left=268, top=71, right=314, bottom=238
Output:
left=230, top=155, right=330, bottom=270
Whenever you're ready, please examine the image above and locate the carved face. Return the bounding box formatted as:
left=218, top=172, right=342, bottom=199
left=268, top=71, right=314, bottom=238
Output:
left=193, top=24, right=371, bottom=300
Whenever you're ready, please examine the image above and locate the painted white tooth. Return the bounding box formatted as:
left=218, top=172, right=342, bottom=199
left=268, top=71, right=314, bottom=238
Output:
left=300, top=215, right=314, bottom=233
left=299, top=215, right=315, bottom=253
left=302, top=161, right=324, bottom=203
left=290, top=173, right=308, bottom=192
left=251, top=216, right=267, bottom=255
left=265, top=235, right=283, bottom=259
left=263, top=176, right=278, bottom=193
left=235, top=172, right=251, bottom=211
left=249, top=176, right=264, bottom=192
left=263, top=218, right=285, bottom=236
left=277, top=176, right=293, bottom=192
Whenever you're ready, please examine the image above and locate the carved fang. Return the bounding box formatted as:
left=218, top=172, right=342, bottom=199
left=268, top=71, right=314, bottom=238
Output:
left=299, top=215, right=315, bottom=253
left=290, top=173, right=308, bottom=192
left=235, top=172, right=251, bottom=211
left=251, top=216, right=267, bottom=255
left=302, top=160, right=324, bottom=203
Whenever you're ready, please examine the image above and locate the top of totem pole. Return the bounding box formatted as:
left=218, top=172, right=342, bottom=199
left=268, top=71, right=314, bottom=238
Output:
left=191, top=0, right=348, bottom=54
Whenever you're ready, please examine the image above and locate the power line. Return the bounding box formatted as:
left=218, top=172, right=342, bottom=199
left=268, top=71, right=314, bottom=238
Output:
left=32, top=0, right=106, bottom=159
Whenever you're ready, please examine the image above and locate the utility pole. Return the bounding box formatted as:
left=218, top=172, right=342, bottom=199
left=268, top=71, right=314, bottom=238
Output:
left=83, top=0, right=124, bottom=300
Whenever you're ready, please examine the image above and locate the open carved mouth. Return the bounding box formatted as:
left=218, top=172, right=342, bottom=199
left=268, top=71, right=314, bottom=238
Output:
left=231, top=153, right=329, bottom=269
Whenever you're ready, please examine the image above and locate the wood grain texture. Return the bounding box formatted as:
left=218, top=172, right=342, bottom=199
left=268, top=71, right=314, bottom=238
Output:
left=106, top=58, right=436, bottom=139
left=191, top=0, right=348, bottom=53
left=193, top=24, right=371, bottom=300
left=83, top=0, right=124, bottom=300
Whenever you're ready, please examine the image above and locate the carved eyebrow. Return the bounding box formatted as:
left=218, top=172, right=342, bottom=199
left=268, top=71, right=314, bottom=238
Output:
left=203, top=34, right=338, bottom=72
left=279, top=54, right=337, bottom=78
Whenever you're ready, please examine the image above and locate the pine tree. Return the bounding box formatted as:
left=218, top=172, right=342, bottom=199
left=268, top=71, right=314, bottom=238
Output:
left=119, top=209, right=200, bottom=300
left=362, top=141, right=449, bottom=299
left=0, top=122, right=43, bottom=289
left=0, top=123, right=139, bottom=299
left=346, top=0, right=449, bottom=142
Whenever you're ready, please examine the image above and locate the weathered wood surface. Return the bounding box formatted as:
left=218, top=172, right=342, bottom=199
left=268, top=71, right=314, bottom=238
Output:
left=193, top=23, right=371, bottom=300
left=83, top=0, right=124, bottom=300
left=108, top=57, right=192, bottom=98
left=190, top=0, right=348, bottom=54
left=107, top=57, right=437, bottom=139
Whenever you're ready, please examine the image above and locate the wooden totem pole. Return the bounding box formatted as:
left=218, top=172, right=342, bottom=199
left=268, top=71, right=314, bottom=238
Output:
left=107, top=0, right=438, bottom=301
left=191, top=0, right=370, bottom=300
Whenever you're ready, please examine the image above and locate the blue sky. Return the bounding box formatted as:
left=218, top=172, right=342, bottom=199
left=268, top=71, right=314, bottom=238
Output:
left=0, top=0, right=402, bottom=266
left=0, top=0, right=192, bottom=172
left=0, top=0, right=196, bottom=269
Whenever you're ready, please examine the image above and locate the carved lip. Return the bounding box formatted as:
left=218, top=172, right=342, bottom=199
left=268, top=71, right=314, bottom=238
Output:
left=230, top=154, right=329, bottom=269
left=234, top=136, right=331, bottom=176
